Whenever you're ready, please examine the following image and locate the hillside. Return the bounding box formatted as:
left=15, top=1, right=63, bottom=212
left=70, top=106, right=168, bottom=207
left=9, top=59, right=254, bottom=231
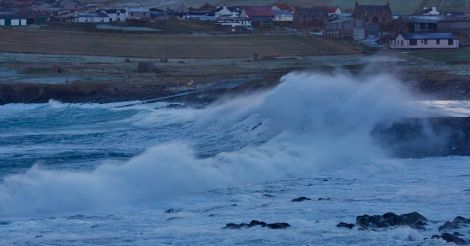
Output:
left=106, top=0, right=469, bottom=15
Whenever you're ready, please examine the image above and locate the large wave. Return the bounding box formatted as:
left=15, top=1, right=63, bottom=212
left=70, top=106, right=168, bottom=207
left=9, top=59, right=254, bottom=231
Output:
left=0, top=72, right=418, bottom=216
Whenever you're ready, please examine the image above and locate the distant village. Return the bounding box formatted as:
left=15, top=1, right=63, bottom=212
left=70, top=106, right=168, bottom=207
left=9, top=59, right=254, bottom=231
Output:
left=1, top=0, right=470, bottom=50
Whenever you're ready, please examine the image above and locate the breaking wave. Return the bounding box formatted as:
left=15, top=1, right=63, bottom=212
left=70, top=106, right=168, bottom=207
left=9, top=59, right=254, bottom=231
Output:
left=0, top=72, right=418, bottom=216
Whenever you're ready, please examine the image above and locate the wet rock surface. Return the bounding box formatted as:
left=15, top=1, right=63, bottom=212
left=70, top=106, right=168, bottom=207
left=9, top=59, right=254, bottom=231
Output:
left=373, top=117, right=470, bottom=158
left=439, top=216, right=470, bottom=231
left=224, top=220, right=290, bottom=230
left=356, top=212, right=427, bottom=229
left=432, top=232, right=467, bottom=245
left=337, top=222, right=355, bottom=229
left=291, top=197, right=311, bottom=202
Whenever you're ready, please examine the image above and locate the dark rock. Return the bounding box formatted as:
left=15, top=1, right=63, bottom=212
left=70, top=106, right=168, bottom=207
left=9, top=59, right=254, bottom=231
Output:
left=439, top=216, right=470, bottom=231
left=337, top=222, right=355, bottom=229
left=249, top=220, right=267, bottom=227
left=291, top=197, right=311, bottom=202
left=164, top=208, right=182, bottom=214
left=318, top=197, right=331, bottom=201
left=267, top=223, right=290, bottom=229
left=356, top=212, right=427, bottom=229
left=432, top=233, right=467, bottom=245
left=224, top=220, right=290, bottom=230
left=453, top=232, right=464, bottom=237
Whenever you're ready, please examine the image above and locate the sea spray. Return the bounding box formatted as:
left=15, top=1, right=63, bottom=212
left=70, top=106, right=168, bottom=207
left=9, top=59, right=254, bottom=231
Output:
left=0, top=71, right=419, bottom=216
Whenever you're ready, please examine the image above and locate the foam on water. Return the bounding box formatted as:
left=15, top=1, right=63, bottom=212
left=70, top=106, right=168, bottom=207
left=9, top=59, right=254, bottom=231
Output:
left=0, top=71, right=421, bottom=216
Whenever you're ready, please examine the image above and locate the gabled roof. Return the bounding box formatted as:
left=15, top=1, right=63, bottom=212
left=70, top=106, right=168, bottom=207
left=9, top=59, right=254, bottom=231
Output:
left=244, top=6, right=274, bottom=17
left=354, top=1, right=391, bottom=14
left=401, top=32, right=457, bottom=40
left=273, top=3, right=292, bottom=11
left=312, top=6, right=338, bottom=14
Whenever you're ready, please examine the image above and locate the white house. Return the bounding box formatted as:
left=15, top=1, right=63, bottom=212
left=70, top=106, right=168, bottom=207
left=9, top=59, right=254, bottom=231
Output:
left=273, top=10, right=293, bottom=22
left=127, top=7, right=151, bottom=20
left=0, top=16, right=27, bottom=26
left=390, top=33, right=459, bottom=49
left=213, top=6, right=239, bottom=19
left=70, top=13, right=111, bottom=23
left=217, top=17, right=251, bottom=28
left=99, top=9, right=127, bottom=22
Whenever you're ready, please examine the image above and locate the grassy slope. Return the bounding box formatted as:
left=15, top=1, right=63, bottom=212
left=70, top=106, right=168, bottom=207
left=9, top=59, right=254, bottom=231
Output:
left=127, top=0, right=468, bottom=15
left=410, top=47, right=470, bottom=63
left=0, top=29, right=361, bottom=58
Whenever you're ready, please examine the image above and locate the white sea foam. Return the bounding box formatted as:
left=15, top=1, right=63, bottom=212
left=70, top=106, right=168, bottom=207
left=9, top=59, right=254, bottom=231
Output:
left=0, top=71, right=421, bottom=215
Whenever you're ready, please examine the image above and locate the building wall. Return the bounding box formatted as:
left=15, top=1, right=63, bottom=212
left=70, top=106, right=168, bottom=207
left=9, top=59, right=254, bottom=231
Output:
left=0, top=20, right=4, bottom=25
left=274, top=15, right=293, bottom=22
left=390, top=35, right=459, bottom=49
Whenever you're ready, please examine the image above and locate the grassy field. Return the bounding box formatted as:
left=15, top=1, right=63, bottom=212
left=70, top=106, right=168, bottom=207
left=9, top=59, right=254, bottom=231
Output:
left=0, top=29, right=360, bottom=58
left=133, top=0, right=468, bottom=15
left=410, top=47, right=470, bottom=64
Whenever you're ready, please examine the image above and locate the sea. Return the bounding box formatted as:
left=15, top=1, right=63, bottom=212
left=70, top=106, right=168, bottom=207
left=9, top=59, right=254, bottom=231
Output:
left=0, top=72, right=469, bottom=245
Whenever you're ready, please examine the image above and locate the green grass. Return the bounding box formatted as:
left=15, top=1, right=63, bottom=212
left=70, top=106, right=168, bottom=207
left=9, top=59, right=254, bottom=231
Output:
left=410, top=47, right=470, bottom=64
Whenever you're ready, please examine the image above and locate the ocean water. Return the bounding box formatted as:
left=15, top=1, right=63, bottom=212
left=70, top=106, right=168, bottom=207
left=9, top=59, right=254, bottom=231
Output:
left=0, top=72, right=469, bottom=245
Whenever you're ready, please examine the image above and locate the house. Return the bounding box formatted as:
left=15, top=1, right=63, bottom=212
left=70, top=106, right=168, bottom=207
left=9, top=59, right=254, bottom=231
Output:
left=241, top=6, right=274, bottom=27
left=390, top=33, right=459, bottom=49
left=324, top=18, right=355, bottom=39
left=399, top=15, right=470, bottom=35
left=421, top=7, right=440, bottom=16
left=127, top=7, right=151, bottom=20
left=213, top=6, right=239, bottom=19
left=217, top=17, right=251, bottom=29
left=0, top=16, right=27, bottom=26
left=98, top=9, right=127, bottom=22
left=313, top=6, right=342, bottom=17
left=352, top=1, right=392, bottom=27
left=294, top=7, right=329, bottom=27
left=325, top=17, right=380, bottom=40
left=272, top=3, right=293, bottom=12
left=68, top=12, right=111, bottom=23
left=273, top=10, right=293, bottom=22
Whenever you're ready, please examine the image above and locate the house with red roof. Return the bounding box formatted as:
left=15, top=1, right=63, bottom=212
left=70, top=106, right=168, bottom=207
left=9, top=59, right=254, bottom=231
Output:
left=313, top=6, right=342, bottom=16
left=241, top=6, right=274, bottom=27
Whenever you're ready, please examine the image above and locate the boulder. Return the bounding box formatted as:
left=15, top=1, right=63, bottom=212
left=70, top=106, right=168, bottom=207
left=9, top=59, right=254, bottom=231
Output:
left=291, top=197, right=311, bottom=202
left=432, top=233, right=466, bottom=245
left=439, top=216, right=470, bottom=231
left=224, top=220, right=290, bottom=230
left=356, top=212, right=427, bottom=229
left=337, top=222, right=355, bottom=229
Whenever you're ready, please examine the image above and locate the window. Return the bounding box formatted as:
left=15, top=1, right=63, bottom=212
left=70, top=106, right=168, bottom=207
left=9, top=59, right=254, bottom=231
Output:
left=410, top=40, right=417, bottom=46
left=448, top=39, right=454, bottom=45
left=401, top=40, right=404, bottom=46
left=424, top=40, right=428, bottom=45
left=437, top=39, right=440, bottom=45
left=420, top=23, right=426, bottom=29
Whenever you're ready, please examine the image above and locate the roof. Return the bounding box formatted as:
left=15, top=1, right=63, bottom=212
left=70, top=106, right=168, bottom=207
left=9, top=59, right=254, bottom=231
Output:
left=401, top=15, right=470, bottom=23
left=244, top=6, right=274, bottom=17
left=401, top=32, right=457, bottom=40
left=328, top=17, right=353, bottom=24
left=401, top=15, right=445, bottom=23
left=295, top=7, right=329, bottom=17
left=354, top=2, right=391, bottom=15
left=100, top=9, right=126, bottom=14
left=312, top=6, right=338, bottom=14
left=77, top=12, right=109, bottom=18
left=273, top=3, right=292, bottom=11
left=0, top=15, right=27, bottom=19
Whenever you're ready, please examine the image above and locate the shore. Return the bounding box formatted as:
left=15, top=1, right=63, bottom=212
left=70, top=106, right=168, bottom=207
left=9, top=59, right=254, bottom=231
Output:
left=1, top=29, right=470, bottom=104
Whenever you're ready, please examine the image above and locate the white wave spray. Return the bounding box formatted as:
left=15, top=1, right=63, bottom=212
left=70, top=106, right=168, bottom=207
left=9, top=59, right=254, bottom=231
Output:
left=0, top=71, right=418, bottom=216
